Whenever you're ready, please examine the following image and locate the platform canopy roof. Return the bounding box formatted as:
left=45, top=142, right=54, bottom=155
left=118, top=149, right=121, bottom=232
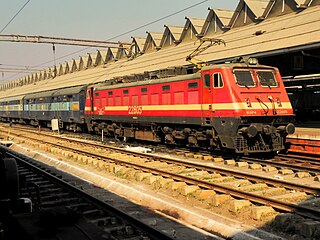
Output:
left=201, top=8, right=234, bottom=35
left=0, top=0, right=319, bottom=98
left=160, top=25, right=184, bottom=47
left=143, top=32, right=163, bottom=52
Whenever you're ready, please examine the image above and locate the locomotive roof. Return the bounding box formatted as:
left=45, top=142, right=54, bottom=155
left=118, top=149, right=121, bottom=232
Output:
left=201, top=62, right=277, bottom=71
left=92, top=62, right=275, bottom=90
left=0, top=3, right=319, bottom=99
left=93, top=72, right=201, bottom=91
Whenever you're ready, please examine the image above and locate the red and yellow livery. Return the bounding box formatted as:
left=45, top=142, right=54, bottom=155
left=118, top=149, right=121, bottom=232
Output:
left=84, top=59, right=295, bottom=154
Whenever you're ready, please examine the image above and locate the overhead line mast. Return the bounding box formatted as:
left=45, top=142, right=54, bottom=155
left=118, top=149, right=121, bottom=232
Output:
left=0, top=34, right=131, bottom=48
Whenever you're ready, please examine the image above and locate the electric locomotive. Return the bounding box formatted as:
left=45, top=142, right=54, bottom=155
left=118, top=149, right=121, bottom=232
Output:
left=84, top=58, right=295, bottom=154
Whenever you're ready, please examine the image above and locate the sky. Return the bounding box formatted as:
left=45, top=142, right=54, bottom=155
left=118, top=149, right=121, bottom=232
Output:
left=0, top=0, right=239, bottom=83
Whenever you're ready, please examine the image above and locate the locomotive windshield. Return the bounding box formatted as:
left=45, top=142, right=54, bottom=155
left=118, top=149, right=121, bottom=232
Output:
left=257, top=71, right=278, bottom=87
left=234, top=70, right=255, bottom=87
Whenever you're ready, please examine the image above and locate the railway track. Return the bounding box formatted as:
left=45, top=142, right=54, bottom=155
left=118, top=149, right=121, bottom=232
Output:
left=238, top=155, right=320, bottom=175
left=2, top=125, right=320, bottom=222
left=5, top=125, right=320, bottom=179
left=4, top=125, right=320, bottom=174
left=0, top=145, right=179, bottom=240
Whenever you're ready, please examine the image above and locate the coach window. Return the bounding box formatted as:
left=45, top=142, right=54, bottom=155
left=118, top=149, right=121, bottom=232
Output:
left=204, top=74, right=211, bottom=88
left=213, top=73, right=224, bottom=88
left=108, top=91, right=113, bottom=96
left=123, top=89, right=129, bottom=94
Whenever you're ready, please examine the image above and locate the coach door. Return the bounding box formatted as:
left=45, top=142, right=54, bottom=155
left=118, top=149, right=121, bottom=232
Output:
left=201, top=71, right=214, bottom=125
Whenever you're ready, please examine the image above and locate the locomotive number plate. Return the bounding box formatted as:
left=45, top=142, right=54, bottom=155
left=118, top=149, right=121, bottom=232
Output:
left=128, top=106, right=143, bottom=115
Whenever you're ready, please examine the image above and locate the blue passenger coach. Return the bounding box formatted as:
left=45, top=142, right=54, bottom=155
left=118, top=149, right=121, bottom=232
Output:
left=0, top=85, right=87, bottom=131
left=0, top=95, right=24, bottom=121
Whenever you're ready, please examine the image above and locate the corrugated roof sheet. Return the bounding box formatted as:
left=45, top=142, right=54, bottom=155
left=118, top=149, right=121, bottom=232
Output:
left=132, top=37, right=146, bottom=52
left=295, top=0, right=312, bottom=7
left=165, top=25, right=184, bottom=40
left=71, top=59, right=80, bottom=72
left=143, top=32, right=163, bottom=52
left=107, top=47, right=118, bottom=61
left=245, top=0, right=270, bottom=18
left=201, top=8, right=234, bottom=36
left=0, top=4, right=319, bottom=98
left=94, top=50, right=105, bottom=66
left=148, top=32, right=162, bottom=45
left=116, top=45, right=129, bottom=59
left=187, top=17, right=206, bottom=34
left=213, top=8, right=235, bottom=26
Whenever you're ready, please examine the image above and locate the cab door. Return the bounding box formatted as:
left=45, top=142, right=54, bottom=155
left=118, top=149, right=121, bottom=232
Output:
left=201, top=71, right=214, bottom=125
left=211, top=71, right=226, bottom=118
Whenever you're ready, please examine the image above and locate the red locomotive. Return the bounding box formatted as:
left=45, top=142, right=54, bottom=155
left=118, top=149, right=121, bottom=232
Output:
left=84, top=58, right=295, bottom=154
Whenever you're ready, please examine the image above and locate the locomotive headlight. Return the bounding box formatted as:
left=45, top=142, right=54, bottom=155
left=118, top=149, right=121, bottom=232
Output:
left=245, top=98, right=252, bottom=107
left=248, top=57, right=258, bottom=65
left=276, top=97, right=282, bottom=107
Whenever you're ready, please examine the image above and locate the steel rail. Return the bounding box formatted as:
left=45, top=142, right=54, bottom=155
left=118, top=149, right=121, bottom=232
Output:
left=276, top=153, right=320, bottom=163
left=1, top=145, right=174, bottom=240
left=6, top=130, right=320, bottom=221
left=3, top=126, right=320, bottom=194
left=11, top=128, right=320, bottom=195
left=241, top=156, right=320, bottom=174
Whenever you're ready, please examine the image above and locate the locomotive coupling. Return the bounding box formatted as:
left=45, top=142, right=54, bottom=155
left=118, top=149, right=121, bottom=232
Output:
left=262, top=125, right=277, bottom=136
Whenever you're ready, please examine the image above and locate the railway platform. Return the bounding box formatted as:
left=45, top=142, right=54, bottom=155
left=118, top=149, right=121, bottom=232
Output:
left=286, top=122, right=320, bottom=155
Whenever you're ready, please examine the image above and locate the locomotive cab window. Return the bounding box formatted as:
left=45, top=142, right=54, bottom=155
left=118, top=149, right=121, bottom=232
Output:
left=213, top=73, right=224, bottom=88
left=234, top=70, right=255, bottom=87
left=257, top=71, right=278, bottom=87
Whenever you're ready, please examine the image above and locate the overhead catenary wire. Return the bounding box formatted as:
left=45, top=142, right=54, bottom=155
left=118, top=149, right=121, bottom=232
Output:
left=0, top=0, right=209, bottom=82
left=37, top=0, right=209, bottom=66
left=0, top=0, right=32, bottom=34
left=10, top=16, right=318, bottom=89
